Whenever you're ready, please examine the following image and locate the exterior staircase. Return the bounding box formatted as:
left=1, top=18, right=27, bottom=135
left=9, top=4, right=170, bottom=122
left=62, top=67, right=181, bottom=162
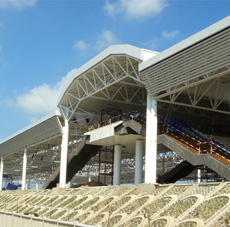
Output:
left=42, top=137, right=102, bottom=189
left=159, top=160, right=195, bottom=183
left=158, top=134, right=230, bottom=181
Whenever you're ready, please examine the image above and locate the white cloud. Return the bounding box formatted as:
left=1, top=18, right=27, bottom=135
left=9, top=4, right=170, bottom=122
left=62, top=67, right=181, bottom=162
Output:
left=162, top=30, right=179, bottom=39
left=0, top=0, right=37, bottom=9
left=8, top=69, right=77, bottom=115
left=141, top=37, right=159, bottom=50
left=4, top=98, right=14, bottom=107
left=29, top=117, right=39, bottom=123
left=16, top=84, right=58, bottom=114
left=104, top=0, right=168, bottom=19
left=142, top=29, right=179, bottom=50
left=104, top=1, right=116, bottom=18
left=95, top=30, right=120, bottom=51
left=74, top=30, right=120, bottom=52
left=73, top=40, right=90, bottom=50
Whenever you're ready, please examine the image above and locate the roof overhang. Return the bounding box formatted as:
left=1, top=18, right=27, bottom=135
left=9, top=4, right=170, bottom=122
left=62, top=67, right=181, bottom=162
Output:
left=58, top=44, right=158, bottom=108
left=140, top=16, right=230, bottom=115
left=140, top=16, right=230, bottom=72
left=57, top=44, right=158, bottom=121
left=0, top=110, right=63, bottom=158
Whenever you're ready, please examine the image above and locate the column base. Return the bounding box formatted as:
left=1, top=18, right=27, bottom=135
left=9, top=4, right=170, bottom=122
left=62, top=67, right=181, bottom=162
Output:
left=52, top=187, right=66, bottom=196
left=137, top=183, right=158, bottom=194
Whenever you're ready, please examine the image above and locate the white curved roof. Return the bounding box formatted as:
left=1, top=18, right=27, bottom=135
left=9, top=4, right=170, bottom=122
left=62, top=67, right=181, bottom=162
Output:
left=58, top=44, right=158, bottom=107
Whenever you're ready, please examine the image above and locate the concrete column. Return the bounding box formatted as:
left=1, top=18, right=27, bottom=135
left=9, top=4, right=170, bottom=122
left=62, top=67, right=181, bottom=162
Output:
left=22, top=149, right=27, bottom=190
left=59, top=117, right=69, bottom=188
left=113, top=145, right=121, bottom=185
left=162, top=155, right=165, bottom=174
left=145, top=93, right=157, bottom=184
left=36, top=182, right=39, bottom=190
left=87, top=167, right=91, bottom=182
left=197, top=168, right=201, bottom=183
left=28, top=178, right=31, bottom=190
left=135, top=140, right=144, bottom=185
left=0, top=158, right=4, bottom=191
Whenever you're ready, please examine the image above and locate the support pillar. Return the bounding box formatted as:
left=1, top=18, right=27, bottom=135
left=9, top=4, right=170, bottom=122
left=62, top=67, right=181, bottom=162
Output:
left=59, top=117, right=69, bottom=188
left=28, top=178, right=31, bottom=190
left=145, top=93, right=157, bottom=184
left=22, top=149, right=27, bottom=190
left=113, top=145, right=121, bottom=185
left=36, top=182, right=39, bottom=190
left=0, top=158, right=3, bottom=191
left=87, top=167, right=91, bottom=182
left=162, top=155, right=165, bottom=174
left=197, top=168, right=201, bottom=183
left=135, top=140, right=144, bottom=185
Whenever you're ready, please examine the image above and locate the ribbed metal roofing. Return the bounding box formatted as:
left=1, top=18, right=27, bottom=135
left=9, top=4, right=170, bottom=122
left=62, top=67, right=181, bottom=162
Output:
left=0, top=112, right=62, bottom=158
left=140, top=16, right=230, bottom=115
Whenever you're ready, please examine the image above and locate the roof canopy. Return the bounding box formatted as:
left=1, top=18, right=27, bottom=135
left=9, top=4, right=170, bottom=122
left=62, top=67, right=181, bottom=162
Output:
left=140, top=16, right=230, bottom=115
left=58, top=44, right=157, bottom=121
left=0, top=111, right=62, bottom=158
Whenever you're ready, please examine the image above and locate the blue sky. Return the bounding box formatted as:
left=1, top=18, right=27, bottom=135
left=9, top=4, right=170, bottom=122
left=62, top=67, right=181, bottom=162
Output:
left=0, top=0, right=230, bottom=141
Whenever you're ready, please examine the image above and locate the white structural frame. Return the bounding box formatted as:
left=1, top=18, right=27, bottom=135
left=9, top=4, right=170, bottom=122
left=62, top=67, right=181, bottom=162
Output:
left=135, top=140, right=144, bottom=185
left=197, top=169, right=201, bottom=183
left=58, top=45, right=157, bottom=121
left=59, top=117, right=69, bottom=188
left=113, top=145, right=121, bottom=185
left=0, top=158, right=3, bottom=191
left=145, top=94, right=158, bottom=184
left=59, top=55, right=145, bottom=121
left=21, top=149, right=27, bottom=190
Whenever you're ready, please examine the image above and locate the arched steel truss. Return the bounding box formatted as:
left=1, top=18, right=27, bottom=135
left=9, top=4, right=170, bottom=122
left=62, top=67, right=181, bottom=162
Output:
left=59, top=55, right=146, bottom=121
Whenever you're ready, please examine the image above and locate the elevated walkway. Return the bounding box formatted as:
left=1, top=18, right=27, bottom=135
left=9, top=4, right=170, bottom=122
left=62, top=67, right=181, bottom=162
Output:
left=43, top=115, right=230, bottom=188
left=43, top=119, right=146, bottom=189
left=85, top=119, right=145, bottom=146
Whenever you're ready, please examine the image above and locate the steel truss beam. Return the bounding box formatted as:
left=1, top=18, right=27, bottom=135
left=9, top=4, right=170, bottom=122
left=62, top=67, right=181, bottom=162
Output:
left=157, top=74, right=230, bottom=115
left=59, top=55, right=144, bottom=121
left=142, top=27, right=230, bottom=115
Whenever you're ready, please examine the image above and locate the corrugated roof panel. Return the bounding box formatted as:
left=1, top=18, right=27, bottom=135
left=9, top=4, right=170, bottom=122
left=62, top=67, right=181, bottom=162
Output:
left=0, top=116, right=62, bottom=157
left=141, top=27, right=230, bottom=98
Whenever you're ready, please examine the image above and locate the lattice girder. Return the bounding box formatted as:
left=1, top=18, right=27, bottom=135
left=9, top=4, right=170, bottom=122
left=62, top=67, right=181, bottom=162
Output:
left=157, top=74, right=230, bottom=115
left=141, top=27, right=230, bottom=115
left=59, top=55, right=144, bottom=121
